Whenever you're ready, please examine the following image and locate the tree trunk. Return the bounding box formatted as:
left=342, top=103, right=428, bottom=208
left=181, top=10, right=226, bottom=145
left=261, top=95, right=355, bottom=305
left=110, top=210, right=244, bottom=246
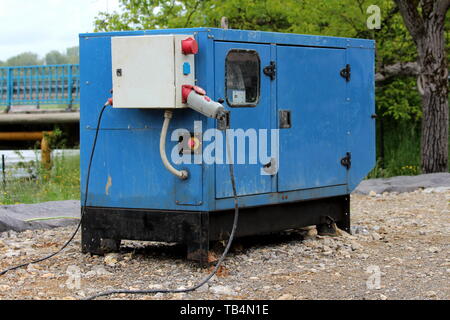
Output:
left=395, top=0, right=449, bottom=173
left=418, top=19, right=448, bottom=172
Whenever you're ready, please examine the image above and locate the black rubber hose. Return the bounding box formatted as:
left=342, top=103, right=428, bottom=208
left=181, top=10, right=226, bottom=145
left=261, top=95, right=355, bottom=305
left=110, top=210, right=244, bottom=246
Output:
left=0, top=103, right=240, bottom=301
left=85, top=130, right=239, bottom=300
left=0, top=104, right=109, bottom=277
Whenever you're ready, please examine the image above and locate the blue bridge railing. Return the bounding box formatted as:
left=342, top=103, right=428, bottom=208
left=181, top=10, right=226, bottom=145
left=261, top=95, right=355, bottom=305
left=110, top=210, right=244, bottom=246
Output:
left=0, top=64, right=80, bottom=109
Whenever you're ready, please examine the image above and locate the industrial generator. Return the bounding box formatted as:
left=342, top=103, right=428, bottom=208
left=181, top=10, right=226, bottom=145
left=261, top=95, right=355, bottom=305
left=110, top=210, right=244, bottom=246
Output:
left=79, top=28, right=375, bottom=264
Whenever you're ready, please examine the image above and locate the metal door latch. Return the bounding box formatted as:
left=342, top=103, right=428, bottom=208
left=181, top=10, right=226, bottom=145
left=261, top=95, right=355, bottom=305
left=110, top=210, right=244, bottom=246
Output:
left=263, top=61, right=276, bottom=80
left=341, top=152, right=352, bottom=169
left=340, top=64, right=351, bottom=82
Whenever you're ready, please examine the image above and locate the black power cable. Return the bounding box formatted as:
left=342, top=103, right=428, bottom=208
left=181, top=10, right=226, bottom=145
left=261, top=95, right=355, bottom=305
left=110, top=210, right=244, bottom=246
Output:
left=1, top=103, right=240, bottom=301
left=0, top=103, right=109, bottom=277
left=85, top=124, right=239, bottom=300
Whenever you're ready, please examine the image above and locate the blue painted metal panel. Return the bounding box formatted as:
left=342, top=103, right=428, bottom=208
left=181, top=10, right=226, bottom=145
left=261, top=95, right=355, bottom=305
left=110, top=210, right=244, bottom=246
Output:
left=0, top=64, right=79, bottom=106
left=80, top=28, right=375, bottom=212
left=80, top=31, right=209, bottom=211
left=346, top=48, right=376, bottom=192
left=214, top=41, right=274, bottom=198
left=80, top=28, right=375, bottom=49
left=277, top=46, right=348, bottom=191
left=215, top=184, right=349, bottom=210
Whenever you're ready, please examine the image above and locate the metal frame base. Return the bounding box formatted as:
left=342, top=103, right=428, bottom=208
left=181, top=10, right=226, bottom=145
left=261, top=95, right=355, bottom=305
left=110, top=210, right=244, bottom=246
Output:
left=81, top=195, right=350, bottom=266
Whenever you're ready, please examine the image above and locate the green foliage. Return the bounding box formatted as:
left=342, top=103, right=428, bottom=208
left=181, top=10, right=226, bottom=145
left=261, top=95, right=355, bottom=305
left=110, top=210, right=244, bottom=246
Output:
left=65, top=46, right=80, bottom=64
left=43, top=127, right=68, bottom=150
left=94, top=0, right=420, bottom=124
left=93, top=0, right=449, bottom=178
left=6, top=52, right=42, bottom=66
left=2, top=47, right=79, bottom=67
left=368, top=120, right=422, bottom=178
left=44, top=47, right=80, bottom=65
left=0, top=154, right=80, bottom=205
left=45, top=50, right=69, bottom=65
left=377, top=77, right=422, bottom=121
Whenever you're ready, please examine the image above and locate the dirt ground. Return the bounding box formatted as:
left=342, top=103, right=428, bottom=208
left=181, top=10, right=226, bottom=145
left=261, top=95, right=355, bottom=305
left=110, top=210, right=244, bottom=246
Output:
left=0, top=189, right=449, bottom=300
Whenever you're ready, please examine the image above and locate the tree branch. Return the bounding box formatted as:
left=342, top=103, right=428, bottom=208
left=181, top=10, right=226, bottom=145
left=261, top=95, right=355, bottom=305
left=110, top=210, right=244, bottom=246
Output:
left=375, top=62, right=420, bottom=82
left=435, top=0, right=450, bottom=15
left=184, top=0, right=202, bottom=28
left=394, top=0, right=425, bottom=40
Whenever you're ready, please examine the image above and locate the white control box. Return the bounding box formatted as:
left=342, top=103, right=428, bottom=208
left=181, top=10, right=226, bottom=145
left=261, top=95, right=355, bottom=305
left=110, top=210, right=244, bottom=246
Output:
left=111, top=34, right=196, bottom=109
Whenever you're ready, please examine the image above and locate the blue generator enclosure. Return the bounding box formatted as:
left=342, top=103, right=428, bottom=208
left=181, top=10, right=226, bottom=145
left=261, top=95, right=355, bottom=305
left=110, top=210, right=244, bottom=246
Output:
left=79, top=28, right=375, bottom=264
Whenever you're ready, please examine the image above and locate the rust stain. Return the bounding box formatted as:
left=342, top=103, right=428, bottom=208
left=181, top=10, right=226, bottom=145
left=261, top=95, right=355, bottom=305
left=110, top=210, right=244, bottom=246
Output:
left=209, top=265, right=229, bottom=277
left=105, top=176, right=112, bottom=196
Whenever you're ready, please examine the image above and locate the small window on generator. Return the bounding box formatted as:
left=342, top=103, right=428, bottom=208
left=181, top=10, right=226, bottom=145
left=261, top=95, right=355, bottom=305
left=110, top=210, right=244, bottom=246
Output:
left=226, top=50, right=260, bottom=107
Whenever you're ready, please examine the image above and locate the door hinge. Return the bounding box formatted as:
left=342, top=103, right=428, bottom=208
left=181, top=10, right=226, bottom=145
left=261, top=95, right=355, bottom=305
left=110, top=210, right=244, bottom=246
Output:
left=279, top=110, right=291, bottom=129
left=341, top=152, right=352, bottom=170
left=340, top=64, right=351, bottom=82
left=263, top=61, right=276, bottom=80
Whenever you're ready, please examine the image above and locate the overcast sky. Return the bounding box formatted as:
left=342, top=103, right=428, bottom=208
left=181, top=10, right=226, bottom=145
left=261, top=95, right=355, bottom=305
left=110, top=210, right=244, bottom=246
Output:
left=0, top=0, right=121, bottom=61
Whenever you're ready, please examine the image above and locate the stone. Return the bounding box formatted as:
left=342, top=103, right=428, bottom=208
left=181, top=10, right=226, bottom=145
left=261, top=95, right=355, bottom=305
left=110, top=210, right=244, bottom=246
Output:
left=351, top=226, right=369, bottom=235
left=350, top=241, right=363, bottom=251
left=371, top=232, right=382, bottom=241
left=209, top=285, right=237, bottom=296
left=104, top=253, right=120, bottom=266
left=304, top=228, right=318, bottom=239
left=87, top=266, right=112, bottom=277
left=425, top=291, right=437, bottom=298
left=0, top=285, right=11, bottom=292
left=369, top=191, right=377, bottom=197
left=277, top=294, right=294, bottom=300
left=197, top=283, right=209, bottom=293
left=428, top=247, right=439, bottom=253
left=173, top=293, right=187, bottom=299
left=423, top=187, right=450, bottom=194
left=41, top=273, right=55, bottom=278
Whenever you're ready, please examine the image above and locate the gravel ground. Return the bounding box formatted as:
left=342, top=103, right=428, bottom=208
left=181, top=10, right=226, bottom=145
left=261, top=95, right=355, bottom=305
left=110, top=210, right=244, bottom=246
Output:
left=0, top=189, right=449, bottom=300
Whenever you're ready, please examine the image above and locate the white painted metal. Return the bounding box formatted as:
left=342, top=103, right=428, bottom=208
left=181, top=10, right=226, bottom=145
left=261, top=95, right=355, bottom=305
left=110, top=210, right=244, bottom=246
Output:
left=174, top=35, right=196, bottom=108
left=111, top=34, right=195, bottom=109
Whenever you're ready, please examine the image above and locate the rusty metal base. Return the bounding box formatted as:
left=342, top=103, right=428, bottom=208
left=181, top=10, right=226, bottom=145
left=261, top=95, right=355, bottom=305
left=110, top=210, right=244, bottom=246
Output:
left=81, top=195, right=350, bottom=266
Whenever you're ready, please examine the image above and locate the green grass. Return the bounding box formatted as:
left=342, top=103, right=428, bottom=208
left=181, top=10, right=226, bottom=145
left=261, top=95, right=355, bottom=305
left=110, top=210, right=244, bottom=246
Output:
left=368, top=120, right=450, bottom=179
left=0, top=120, right=448, bottom=204
left=0, top=153, right=80, bottom=205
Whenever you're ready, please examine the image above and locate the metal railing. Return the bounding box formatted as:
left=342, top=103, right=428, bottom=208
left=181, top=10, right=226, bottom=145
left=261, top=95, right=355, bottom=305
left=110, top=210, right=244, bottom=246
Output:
left=0, top=64, right=80, bottom=110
